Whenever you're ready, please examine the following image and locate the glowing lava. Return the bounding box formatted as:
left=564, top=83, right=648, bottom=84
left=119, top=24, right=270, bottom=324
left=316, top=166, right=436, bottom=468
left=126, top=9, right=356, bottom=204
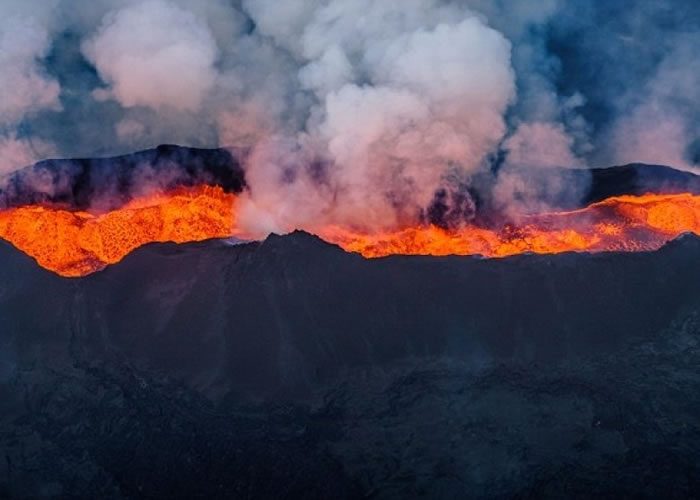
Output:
left=0, top=185, right=237, bottom=277
left=318, top=193, right=700, bottom=258
left=0, top=188, right=698, bottom=277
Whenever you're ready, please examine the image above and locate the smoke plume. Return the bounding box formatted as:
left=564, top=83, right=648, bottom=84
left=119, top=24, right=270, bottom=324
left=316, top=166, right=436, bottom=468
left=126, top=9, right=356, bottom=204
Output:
left=0, top=0, right=697, bottom=234
left=0, top=1, right=61, bottom=172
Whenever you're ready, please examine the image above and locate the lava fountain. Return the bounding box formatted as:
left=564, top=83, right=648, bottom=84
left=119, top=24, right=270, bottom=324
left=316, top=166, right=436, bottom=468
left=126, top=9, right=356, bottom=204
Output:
left=0, top=186, right=698, bottom=277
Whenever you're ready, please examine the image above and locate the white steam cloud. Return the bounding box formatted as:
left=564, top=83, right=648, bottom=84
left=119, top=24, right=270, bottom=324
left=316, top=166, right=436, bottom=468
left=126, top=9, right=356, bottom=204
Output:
left=0, top=2, right=61, bottom=174
left=0, top=17, right=61, bottom=124
left=237, top=1, right=517, bottom=233
left=82, top=0, right=220, bottom=112
left=0, top=134, right=56, bottom=176
left=0, top=0, right=696, bottom=232
left=610, top=33, right=699, bottom=171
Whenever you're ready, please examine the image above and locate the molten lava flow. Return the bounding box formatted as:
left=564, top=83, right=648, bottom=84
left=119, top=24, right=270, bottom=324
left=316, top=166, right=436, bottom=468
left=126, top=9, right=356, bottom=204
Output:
left=0, top=185, right=237, bottom=277
left=318, top=193, right=700, bottom=258
left=0, top=188, right=698, bottom=277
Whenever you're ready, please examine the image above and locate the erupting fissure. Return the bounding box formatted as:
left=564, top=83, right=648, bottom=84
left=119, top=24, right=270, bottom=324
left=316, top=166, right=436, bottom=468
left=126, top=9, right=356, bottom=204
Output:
left=320, top=193, right=700, bottom=259
left=0, top=185, right=237, bottom=277
left=0, top=187, right=698, bottom=277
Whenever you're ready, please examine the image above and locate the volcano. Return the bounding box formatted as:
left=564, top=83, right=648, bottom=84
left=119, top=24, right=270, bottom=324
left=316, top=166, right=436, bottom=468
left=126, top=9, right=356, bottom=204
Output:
left=1, top=145, right=700, bottom=277
left=2, top=147, right=700, bottom=498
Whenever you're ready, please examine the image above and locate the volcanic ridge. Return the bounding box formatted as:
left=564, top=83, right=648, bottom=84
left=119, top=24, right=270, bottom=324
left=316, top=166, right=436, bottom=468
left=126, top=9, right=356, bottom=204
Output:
left=1, top=145, right=700, bottom=277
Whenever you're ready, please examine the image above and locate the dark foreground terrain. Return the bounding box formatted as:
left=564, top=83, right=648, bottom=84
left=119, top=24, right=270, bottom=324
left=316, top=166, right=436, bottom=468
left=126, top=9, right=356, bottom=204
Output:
left=2, top=232, right=700, bottom=498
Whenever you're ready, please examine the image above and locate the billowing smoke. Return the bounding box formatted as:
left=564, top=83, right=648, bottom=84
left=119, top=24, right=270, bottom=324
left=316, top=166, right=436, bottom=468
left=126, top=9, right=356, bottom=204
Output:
left=238, top=0, right=516, bottom=233
left=83, top=1, right=220, bottom=113
left=0, top=1, right=61, bottom=173
left=0, top=0, right=697, bottom=234
left=610, top=35, right=698, bottom=171
left=0, top=135, right=55, bottom=177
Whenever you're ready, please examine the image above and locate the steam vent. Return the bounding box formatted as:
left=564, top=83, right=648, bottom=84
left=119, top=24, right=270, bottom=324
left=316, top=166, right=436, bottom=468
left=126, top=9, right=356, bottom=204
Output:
left=1, top=2, right=699, bottom=499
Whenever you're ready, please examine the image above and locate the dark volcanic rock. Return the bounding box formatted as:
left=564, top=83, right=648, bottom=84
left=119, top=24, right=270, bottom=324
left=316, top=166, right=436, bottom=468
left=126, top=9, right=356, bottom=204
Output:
left=585, top=163, right=700, bottom=202
left=0, top=145, right=247, bottom=211
left=70, top=231, right=700, bottom=400
left=2, top=234, right=700, bottom=498
left=471, top=163, right=700, bottom=219
left=2, top=144, right=698, bottom=218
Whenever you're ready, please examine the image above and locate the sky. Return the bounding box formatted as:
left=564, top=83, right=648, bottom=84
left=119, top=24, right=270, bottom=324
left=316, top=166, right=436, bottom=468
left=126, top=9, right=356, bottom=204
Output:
left=0, top=0, right=697, bottom=232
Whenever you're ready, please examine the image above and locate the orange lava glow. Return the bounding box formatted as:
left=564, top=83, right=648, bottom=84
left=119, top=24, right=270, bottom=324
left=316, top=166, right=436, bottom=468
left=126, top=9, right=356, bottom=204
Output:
left=317, top=193, right=700, bottom=258
left=0, top=185, right=237, bottom=277
left=0, top=188, right=698, bottom=277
